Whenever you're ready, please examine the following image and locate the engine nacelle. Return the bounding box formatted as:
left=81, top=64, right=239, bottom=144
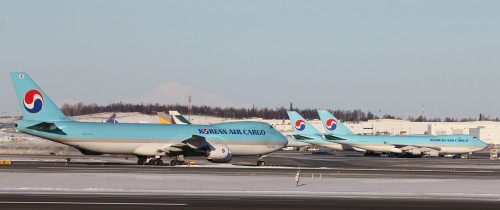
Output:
left=411, top=149, right=422, bottom=155
left=389, top=148, right=402, bottom=153
left=424, top=150, right=439, bottom=157
left=206, top=143, right=232, bottom=163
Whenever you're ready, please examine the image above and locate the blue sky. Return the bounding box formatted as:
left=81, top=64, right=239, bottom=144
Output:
left=1, top=0, right=499, bottom=118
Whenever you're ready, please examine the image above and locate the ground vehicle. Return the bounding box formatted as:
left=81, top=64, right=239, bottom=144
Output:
left=306, top=147, right=320, bottom=151
left=282, top=147, right=296, bottom=151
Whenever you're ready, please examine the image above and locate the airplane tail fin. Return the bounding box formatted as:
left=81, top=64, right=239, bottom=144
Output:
left=10, top=72, right=70, bottom=122
left=169, top=111, right=191, bottom=125
left=105, top=113, right=117, bottom=123
left=157, top=112, right=173, bottom=124
left=286, top=111, right=321, bottom=135
left=317, top=109, right=354, bottom=135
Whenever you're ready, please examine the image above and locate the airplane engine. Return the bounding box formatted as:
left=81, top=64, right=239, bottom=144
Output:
left=411, top=149, right=422, bottom=155
left=424, top=150, right=439, bottom=157
left=389, top=148, right=402, bottom=153
left=206, top=143, right=233, bottom=163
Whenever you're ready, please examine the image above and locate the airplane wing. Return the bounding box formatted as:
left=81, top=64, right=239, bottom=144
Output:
left=292, top=134, right=316, bottom=141
left=168, top=135, right=210, bottom=152
left=394, top=144, right=442, bottom=151
left=324, top=134, right=347, bottom=141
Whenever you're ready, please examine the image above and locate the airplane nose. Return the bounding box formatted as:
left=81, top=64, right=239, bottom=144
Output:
left=480, top=140, right=488, bottom=148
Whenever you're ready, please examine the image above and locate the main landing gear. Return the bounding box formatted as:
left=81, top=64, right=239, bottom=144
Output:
left=363, top=152, right=381, bottom=157
left=137, top=156, right=164, bottom=166
left=169, top=155, right=189, bottom=166
left=257, top=155, right=266, bottom=166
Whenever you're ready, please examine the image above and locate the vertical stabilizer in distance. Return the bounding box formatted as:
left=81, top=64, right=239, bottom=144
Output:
left=317, top=109, right=354, bottom=135
left=286, top=111, right=322, bottom=136
left=157, top=112, right=173, bottom=124
left=169, top=111, right=191, bottom=125
left=105, top=114, right=118, bottom=123
left=9, top=72, right=70, bottom=122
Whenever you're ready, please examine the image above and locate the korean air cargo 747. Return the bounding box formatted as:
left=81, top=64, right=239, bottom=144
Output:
left=10, top=72, right=287, bottom=166
left=317, top=110, right=488, bottom=157
left=160, top=111, right=310, bottom=148
left=286, top=111, right=361, bottom=152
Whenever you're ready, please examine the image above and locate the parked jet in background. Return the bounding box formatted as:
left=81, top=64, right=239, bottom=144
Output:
left=158, top=111, right=192, bottom=125
left=10, top=72, right=287, bottom=166
left=169, top=111, right=191, bottom=125
left=105, top=113, right=118, bottom=123
left=161, top=111, right=310, bottom=148
left=157, top=112, right=173, bottom=124
left=287, top=111, right=360, bottom=152
left=317, top=110, right=488, bottom=157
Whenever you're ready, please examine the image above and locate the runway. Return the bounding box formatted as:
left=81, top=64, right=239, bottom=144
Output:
left=2, top=151, right=500, bottom=178
left=0, top=194, right=499, bottom=210
left=1, top=151, right=500, bottom=209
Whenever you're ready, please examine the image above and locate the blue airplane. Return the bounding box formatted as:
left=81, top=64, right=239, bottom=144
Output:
left=10, top=72, right=288, bottom=166
left=316, top=109, right=488, bottom=157
left=159, top=111, right=310, bottom=148
left=286, top=111, right=361, bottom=152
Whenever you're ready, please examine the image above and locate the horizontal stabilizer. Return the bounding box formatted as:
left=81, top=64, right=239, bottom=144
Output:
left=324, top=134, right=347, bottom=141
left=395, top=145, right=442, bottom=151
left=27, top=122, right=66, bottom=135
left=292, top=134, right=315, bottom=140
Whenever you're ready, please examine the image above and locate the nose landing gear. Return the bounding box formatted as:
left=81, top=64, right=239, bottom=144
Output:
left=257, top=155, right=266, bottom=166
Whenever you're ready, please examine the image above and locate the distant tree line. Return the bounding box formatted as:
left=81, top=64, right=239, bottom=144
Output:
left=59, top=102, right=496, bottom=122
left=60, top=102, right=381, bottom=121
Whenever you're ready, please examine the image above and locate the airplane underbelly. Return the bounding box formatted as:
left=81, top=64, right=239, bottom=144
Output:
left=438, top=146, right=481, bottom=154
left=61, top=138, right=171, bottom=156
left=67, top=141, right=138, bottom=153
left=228, top=144, right=281, bottom=155
left=355, top=145, right=394, bottom=153
left=322, top=143, right=355, bottom=151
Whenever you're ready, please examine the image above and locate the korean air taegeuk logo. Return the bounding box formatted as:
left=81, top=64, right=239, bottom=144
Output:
left=295, top=120, right=306, bottom=131
left=325, top=119, right=338, bottom=131
left=24, top=89, right=44, bottom=113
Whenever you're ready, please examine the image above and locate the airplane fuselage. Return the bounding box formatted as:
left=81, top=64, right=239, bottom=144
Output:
left=16, top=120, right=288, bottom=157
left=330, top=134, right=487, bottom=155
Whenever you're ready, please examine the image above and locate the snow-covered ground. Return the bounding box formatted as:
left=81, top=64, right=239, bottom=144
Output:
left=0, top=172, right=499, bottom=201
left=71, top=112, right=226, bottom=125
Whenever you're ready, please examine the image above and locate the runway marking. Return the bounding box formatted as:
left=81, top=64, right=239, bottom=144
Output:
left=0, top=201, right=186, bottom=206
left=38, top=167, right=171, bottom=171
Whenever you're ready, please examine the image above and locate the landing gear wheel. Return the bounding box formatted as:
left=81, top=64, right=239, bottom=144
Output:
left=149, top=159, right=158, bottom=165
left=257, top=160, right=265, bottom=166
left=137, top=158, right=146, bottom=165
left=170, top=160, right=176, bottom=166
left=156, top=160, right=163, bottom=165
